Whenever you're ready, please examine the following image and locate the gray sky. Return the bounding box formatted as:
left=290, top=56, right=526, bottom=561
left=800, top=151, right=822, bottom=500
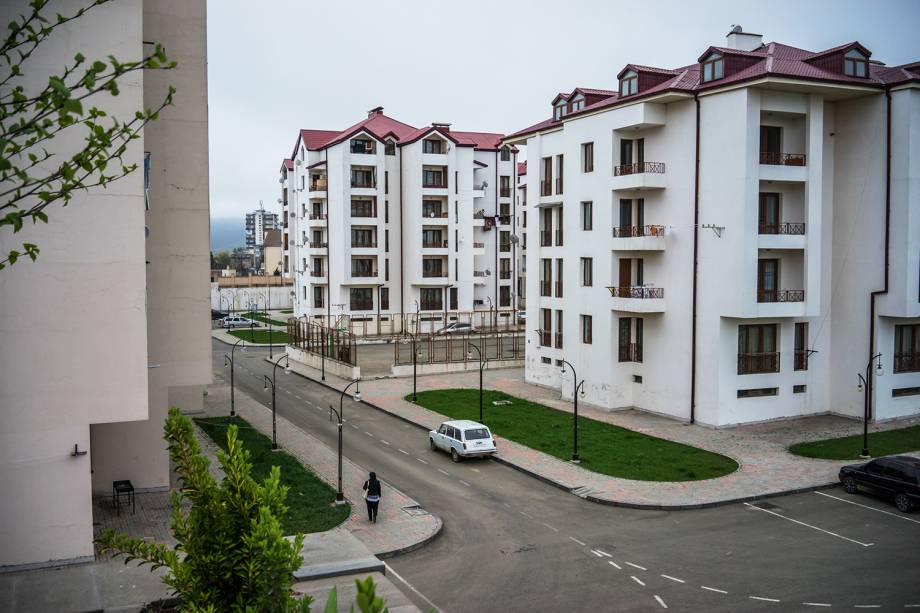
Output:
left=207, top=0, right=920, bottom=221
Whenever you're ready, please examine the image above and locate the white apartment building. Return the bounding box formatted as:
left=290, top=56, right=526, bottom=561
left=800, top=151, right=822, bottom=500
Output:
left=279, top=108, right=520, bottom=322
left=516, top=161, right=528, bottom=311
left=281, top=159, right=293, bottom=277
left=246, top=205, right=279, bottom=249
left=505, top=28, right=920, bottom=427
left=0, top=0, right=211, bottom=568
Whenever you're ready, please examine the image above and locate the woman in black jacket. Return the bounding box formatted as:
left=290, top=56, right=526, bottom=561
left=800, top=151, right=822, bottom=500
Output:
left=363, top=471, right=381, bottom=523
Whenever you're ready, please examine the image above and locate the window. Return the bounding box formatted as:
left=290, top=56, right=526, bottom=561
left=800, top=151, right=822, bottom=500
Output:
left=500, top=175, right=511, bottom=198
left=422, top=257, right=444, bottom=277
left=351, top=258, right=375, bottom=276
left=423, top=200, right=444, bottom=218
left=555, top=154, right=564, bottom=194
left=423, top=139, right=443, bottom=154
left=385, top=171, right=389, bottom=194
left=500, top=286, right=511, bottom=307
left=380, top=287, right=390, bottom=310
left=500, top=147, right=511, bottom=161
left=385, top=258, right=389, bottom=281
left=893, top=386, right=920, bottom=398
left=384, top=200, right=389, bottom=222
left=581, top=142, right=594, bottom=173
left=540, top=259, right=552, bottom=296
left=500, top=230, right=511, bottom=252
left=793, top=384, right=807, bottom=394
left=500, top=258, right=511, bottom=279
left=385, top=141, right=395, bottom=155
left=351, top=167, right=374, bottom=188
left=894, top=324, right=920, bottom=372
left=794, top=322, right=809, bottom=371
left=350, top=288, right=373, bottom=311
left=422, top=229, right=443, bottom=248
left=759, top=192, right=781, bottom=234
left=555, top=310, right=563, bottom=348
left=540, top=309, right=552, bottom=345
left=581, top=201, right=593, bottom=231
left=423, top=168, right=445, bottom=187
left=738, top=324, right=779, bottom=374
left=737, top=388, right=778, bottom=398
left=450, top=287, right=458, bottom=310
left=581, top=257, right=593, bottom=286
left=555, top=258, right=563, bottom=297
left=757, top=259, right=779, bottom=302
left=554, top=105, right=563, bottom=121
left=313, top=286, right=324, bottom=308
left=619, top=70, right=638, bottom=96
left=632, top=375, right=643, bottom=384
left=618, top=317, right=642, bottom=362
left=541, top=356, right=552, bottom=364
left=350, top=228, right=374, bottom=247
left=385, top=229, right=389, bottom=252
left=844, top=49, right=868, bottom=78
left=581, top=314, right=593, bottom=344
left=701, top=52, right=724, bottom=82
left=351, top=198, right=375, bottom=217
left=350, top=138, right=374, bottom=154
left=420, top=287, right=442, bottom=310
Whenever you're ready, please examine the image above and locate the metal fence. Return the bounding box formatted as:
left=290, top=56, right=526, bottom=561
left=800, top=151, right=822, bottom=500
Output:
left=306, top=309, right=523, bottom=338
left=287, top=319, right=357, bottom=366
left=394, top=332, right=524, bottom=366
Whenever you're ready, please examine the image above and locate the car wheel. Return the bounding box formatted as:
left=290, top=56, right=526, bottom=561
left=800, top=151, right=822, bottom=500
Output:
left=429, top=438, right=436, bottom=451
left=451, top=448, right=460, bottom=463
left=895, top=493, right=912, bottom=513
left=843, top=476, right=858, bottom=494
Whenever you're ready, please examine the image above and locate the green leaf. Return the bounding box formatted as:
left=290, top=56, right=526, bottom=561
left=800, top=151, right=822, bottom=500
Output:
left=324, top=586, right=338, bottom=613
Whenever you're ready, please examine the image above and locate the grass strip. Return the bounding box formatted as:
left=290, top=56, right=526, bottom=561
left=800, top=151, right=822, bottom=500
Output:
left=789, top=424, right=920, bottom=460
left=229, top=329, right=289, bottom=344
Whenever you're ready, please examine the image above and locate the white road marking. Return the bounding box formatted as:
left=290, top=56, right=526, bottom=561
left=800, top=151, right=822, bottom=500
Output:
left=744, top=502, right=875, bottom=547
left=608, top=561, right=621, bottom=570
left=853, top=606, right=881, bottom=609
left=625, top=562, right=647, bottom=571
left=351, top=424, right=360, bottom=429
left=437, top=469, right=449, bottom=476
left=470, top=468, right=481, bottom=473
left=459, top=479, right=471, bottom=487
left=654, top=595, right=668, bottom=609
left=543, top=523, right=559, bottom=532
left=284, top=389, right=292, bottom=394
left=381, top=440, right=391, bottom=446
left=631, top=576, right=645, bottom=587
left=815, top=491, right=920, bottom=524
left=661, top=574, right=685, bottom=584
left=568, top=537, right=586, bottom=546
left=520, top=511, right=533, bottom=519
left=701, top=586, right=727, bottom=594
left=416, top=458, right=428, bottom=465
left=398, top=449, right=410, bottom=455
left=503, top=503, right=512, bottom=509
left=294, top=395, right=302, bottom=400
left=749, top=596, right=780, bottom=603
left=802, top=604, right=831, bottom=608
left=596, top=549, right=612, bottom=557
left=904, top=605, right=920, bottom=608
left=365, top=431, right=374, bottom=437
left=383, top=562, right=444, bottom=613
left=591, top=550, right=604, bottom=557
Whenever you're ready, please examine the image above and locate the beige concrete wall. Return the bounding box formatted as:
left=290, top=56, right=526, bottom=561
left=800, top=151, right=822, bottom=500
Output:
left=0, top=0, right=148, bottom=567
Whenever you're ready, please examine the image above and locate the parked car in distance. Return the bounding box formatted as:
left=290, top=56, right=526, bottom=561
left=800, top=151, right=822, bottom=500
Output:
left=220, top=315, right=256, bottom=329
left=839, top=455, right=920, bottom=512
left=436, top=322, right=477, bottom=335
left=211, top=309, right=227, bottom=320
left=429, top=420, right=497, bottom=462
left=517, top=310, right=526, bottom=325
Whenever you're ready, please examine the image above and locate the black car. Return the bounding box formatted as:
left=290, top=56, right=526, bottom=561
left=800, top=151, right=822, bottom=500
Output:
left=211, top=309, right=228, bottom=321
left=839, top=455, right=920, bottom=513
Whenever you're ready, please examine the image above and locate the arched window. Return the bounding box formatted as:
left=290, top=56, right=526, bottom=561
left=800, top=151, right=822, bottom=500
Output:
left=620, top=70, right=638, bottom=96
left=701, top=53, right=724, bottom=83
left=500, top=146, right=511, bottom=161
left=844, top=49, right=868, bottom=78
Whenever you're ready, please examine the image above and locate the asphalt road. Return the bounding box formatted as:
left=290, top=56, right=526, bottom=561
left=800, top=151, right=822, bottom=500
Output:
left=214, top=341, right=920, bottom=612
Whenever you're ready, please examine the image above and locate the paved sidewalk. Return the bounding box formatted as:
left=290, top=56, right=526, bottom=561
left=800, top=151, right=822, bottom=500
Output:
left=211, top=326, right=287, bottom=346
left=284, top=359, right=920, bottom=508
left=204, top=379, right=442, bottom=556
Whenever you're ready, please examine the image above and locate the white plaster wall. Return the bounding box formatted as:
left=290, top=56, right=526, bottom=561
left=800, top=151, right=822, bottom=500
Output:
left=212, top=284, right=294, bottom=311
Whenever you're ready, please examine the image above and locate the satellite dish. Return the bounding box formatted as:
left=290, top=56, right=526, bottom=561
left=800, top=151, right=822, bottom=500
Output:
left=510, top=234, right=520, bottom=244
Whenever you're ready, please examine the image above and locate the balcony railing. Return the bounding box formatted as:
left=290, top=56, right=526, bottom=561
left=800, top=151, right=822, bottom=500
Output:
left=351, top=269, right=379, bottom=277
left=757, top=289, right=805, bottom=303
left=555, top=333, right=563, bottom=349
left=309, top=212, right=327, bottom=220
left=538, top=329, right=552, bottom=347
left=311, top=270, right=326, bottom=277
left=423, top=181, right=448, bottom=188
left=555, top=281, right=563, bottom=297
left=738, top=352, right=780, bottom=374
left=540, top=281, right=552, bottom=296
left=500, top=270, right=512, bottom=280
left=555, top=230, right=563, bottom=246
left=614, top=162, right=666, bottom=176
left=351, top=241, right=377, bottom=248
left=758, top=222, right=806, bottom=235
left=555, top=178, right=564, bottom=194
left=608, top=286, right=664, bottom=299
left=894, top=353, right=920, bottom=373
left=612, top=225, right=666, bottom=238
left=422, top=270, right=446, bottom=278
left=423, top=210, right=448, bottom=219
left=500, top=187, right=511, bottom=198
left=794, top=350, right=809, bottom=371
left=618, top=343, right=643, bottom=363
left=540, top=180, right=552, bottom=196
left=422, top=239, right=448, bottom=248
left=351, top=180, right=376, bottom=188
left=310, top=179, right=327, bottom=191
left=500, top=242, right=511, bottom=253
left=540, top=230, right=552, bottom=246
left=472, top=242, right=485, bottom=248
left=473, top=270, right=489, bottom=278
left=760, top=152, right=806, bottom=166
left=498, top=215, right=511, bottom=225
left=351, top=208, right=377, bottom=218
left=309, top=241, right=327, bottom=248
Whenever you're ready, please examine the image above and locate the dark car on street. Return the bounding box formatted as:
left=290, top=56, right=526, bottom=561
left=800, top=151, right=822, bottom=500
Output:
left=839, top=455, right=920, bottom=512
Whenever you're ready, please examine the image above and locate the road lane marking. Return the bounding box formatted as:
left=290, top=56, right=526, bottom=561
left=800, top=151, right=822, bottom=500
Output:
left=520, top=511, right=533, bottom=519
left=596, top=549, right=612, bottom=557
left=743, top=502, right=874, bottom=547
left=802, top=604, right=831, bottom=607
left=470, top=468, right=481, bottom=473
left=542, top=523, right=559, bottom=532
left=351, top=424, right=360, bottom=429
left=631, top=576, right=645, bottom=587
left=654, top=595, right=668, bottom=609
left=398, top=449, right=410, bottom=455
left=380, top=440, right=391, bottom=446
left=608, top=561, right=621, bottom=570
left=416, top=458, right=428, bottom=465
left=854, top=606, right=880, bottom=609
left=458, top=480, right=471, bottom=487
left=437, top=469, right=449, bottom=476
left=625, top=562, right=647, bottom=571
left=383, top=562, right=444, bottom=613
left=568, top=537, right=586, bottom=546
left=591, top=550, right=604, bottom=557
left=503, top=503, right=512, bottom=509
left=701, top=586, right=727, bottom=594
left=749, top=596, right=780, bottom=603
left=365, top=431, right=374, bottom=437
left=661, top=574, right=684, bottom=584
left=815, top=491, right=920, bottom=524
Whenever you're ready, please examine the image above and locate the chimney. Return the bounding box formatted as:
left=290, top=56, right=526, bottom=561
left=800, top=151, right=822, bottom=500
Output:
left=431, top=122, right=451, bottom=132
left=726, top=25, right=763, bottom=52
left=367, top=106, right=384, bottom=118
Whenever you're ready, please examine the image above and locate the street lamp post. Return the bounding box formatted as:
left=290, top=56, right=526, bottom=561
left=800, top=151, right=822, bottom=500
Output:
left=467, top=343, right=487, bottom=423
left=856, top=353, right=884, bottom=458
left=320, top=325, right=326, bottom=381
left=559, top=359, right=585, bottom=464
left=327, top=405, right=347, bottom=504
left=486, top=296, right=494, bottom=332
left=262, top=353, right=291, bottom=450
left=223, top=338, right=247, bottom=417
left=403, top=331, right=422, bottom=402
left=339, top=378, right=362, bottom=422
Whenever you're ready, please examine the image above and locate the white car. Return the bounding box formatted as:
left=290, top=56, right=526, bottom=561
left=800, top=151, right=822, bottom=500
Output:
left=435, top=322, right=478, bottom=335
left=220, top=315, right=256, bottom=328
left=429, top=420, right=497, bottom=462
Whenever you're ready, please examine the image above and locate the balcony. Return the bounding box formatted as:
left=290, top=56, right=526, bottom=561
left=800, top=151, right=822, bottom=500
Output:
left=540, top=180, right=552, bottom=197
left=472, top=241, right=485, bottom=249
left=618, top=343, right=643, bottom=363
left=758, top=222, right=806, bottom=249
left=422, top=239, right=448, bottom=249
left=497, top=215, right=511, bottom=225
left=607, top=285, right=666, bottom=313
left=351, top=180, right=376, bottom=189
left=500, top=270, right=512, bottom=280
left=500, top=187, right=511, bottom=198
left=309, top=178, right=327, bottom=194
left=540, top=230, right=552, bottom=247
left=351, top=240, right=378, bottom=249
left=310, top=270, right=326, bottom=278
left=423, top=180, right=448, bottom=189
left=540, top=281, right=551, bottom=297
left=422, top=210, right=448, bottom=220
left=738, top=352, right=780, bottom=375
left=473, top=185, right=486, bottom=199
left=759, top=222, right=805, bottom=235
left=555, top=178, right=564, bottom=194
left=760, top=152, right=806, bottom=166
left=351, top=269, right=379, bottom=278
left=611, top=162, right=666, bottom=191
left=759, top=153, right=807, bottom=182
left=611, top=225, right=666, bottom=251
left=757, top=289, right=805, bottom=303
left=422, top=270, right=447, bottom=278
left=894, top=353, right=920, bottom=373
left=308, top=213, right=327, bottom=226
left=500, top=242, right=511, bottom=253
left=308, top=241, right=327, bottom=249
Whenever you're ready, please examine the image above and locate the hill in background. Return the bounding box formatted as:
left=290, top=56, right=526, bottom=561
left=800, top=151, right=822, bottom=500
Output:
left=210, top=216, right=244, bottom=252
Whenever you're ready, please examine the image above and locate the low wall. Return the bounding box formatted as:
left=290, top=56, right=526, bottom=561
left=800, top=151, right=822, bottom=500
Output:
left=211, top=283, right=293, bottom=311
left=286, top=345, right=360, bottom=380
left=391, top=359, right=523, bottom=378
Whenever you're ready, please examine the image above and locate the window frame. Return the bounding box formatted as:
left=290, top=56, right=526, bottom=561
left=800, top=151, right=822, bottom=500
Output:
left=701, top=53, right=724, bottom=83
left=581, top=200, right=593, bottom=231
left=843, top=49, right=869, bottom=78
left=581, top=142, right=594, bottom=173
left=619, top=70, right=638, bottom=96
left=581, top=314, right=593, bottom=344
left=580, top=257, right=593, bottom=287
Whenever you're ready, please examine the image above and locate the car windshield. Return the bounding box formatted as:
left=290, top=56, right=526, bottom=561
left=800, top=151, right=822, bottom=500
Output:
left=464, top=428, right=490, bottom=440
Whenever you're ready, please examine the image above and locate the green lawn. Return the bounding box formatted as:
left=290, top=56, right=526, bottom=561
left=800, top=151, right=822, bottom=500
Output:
left=229, top=329, right=289, bottom=344
left=410, top=389, right=738, bottom=482
left=281, top=309, right=294, bottom=314
left=243, top=311, right=288, bottom=326
left=194, top=416, right=349, bottom=534
left=789, top=424, right=920, bottom=460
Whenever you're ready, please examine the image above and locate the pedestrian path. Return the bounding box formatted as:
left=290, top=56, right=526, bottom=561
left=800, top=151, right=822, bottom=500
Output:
left=283, top=360, right=920, bottom=508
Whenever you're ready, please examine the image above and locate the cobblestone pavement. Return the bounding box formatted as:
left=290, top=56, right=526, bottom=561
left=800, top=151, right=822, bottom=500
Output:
left=288, top=362, right=920, bottom=508
left=204, top=382, right=442, bottom=556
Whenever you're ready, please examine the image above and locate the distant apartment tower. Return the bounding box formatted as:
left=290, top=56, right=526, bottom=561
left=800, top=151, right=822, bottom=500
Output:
left=505, top=28, right=920, bottom=427
left=246, top=205, right=279, bottom=249
left=279, top=107, right=518, bottom=321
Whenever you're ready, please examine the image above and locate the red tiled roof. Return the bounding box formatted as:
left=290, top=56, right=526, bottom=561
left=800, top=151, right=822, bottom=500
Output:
left=296, top=129, right=340, bottom=152
left=575, top=87, right=618, bottom=96
left=452, top=131, right=506, bottom=151
left=282, top=158, right=293, bottom=171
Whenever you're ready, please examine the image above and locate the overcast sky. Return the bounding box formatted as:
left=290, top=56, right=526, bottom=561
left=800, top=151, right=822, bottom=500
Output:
left=206, top=0, right=920, bottom=221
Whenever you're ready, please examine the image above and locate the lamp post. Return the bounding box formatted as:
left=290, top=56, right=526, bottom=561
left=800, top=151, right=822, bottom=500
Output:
left=320, top=325, right=326, bottom=381
left=467, top=343, right=487, bottom=423
left=327, top=405, right=347, bottom=505
left=486, top=296, right=494, bottom=332
left=856, top=353, right=884, bottom=458
left=219, top=295, right=231, bottom=318
left=559, top=359, right=585, bottom=464
left=262, top=353, right=291, bottom=450
left=339, top=378, right=362, bottom=422
left=403, top=331, right=422, bottom=402
left=223, top=338, right=247, bottom=417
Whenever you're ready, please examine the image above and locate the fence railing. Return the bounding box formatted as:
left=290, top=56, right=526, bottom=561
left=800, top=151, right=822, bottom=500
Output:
left=757, top=289, right=805, bottom=303
left=394, top=331, right=524, bottom=366
left=738, top=352, right=780, bottom=374
left=607, top=286, right=664, bottom=299
left=758, top=222, right=806, bottom=235
left=614, top=162, right=666, bottom=176
left=759, top=152, right=806, bottom=166
left=304, top=309, right=524, bottom=338
left=287, top=319, right=357, bottom=366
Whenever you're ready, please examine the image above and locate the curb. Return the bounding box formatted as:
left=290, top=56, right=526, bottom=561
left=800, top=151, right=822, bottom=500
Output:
left=211, top=334, right=287, bottom=349
left=376, top=514, right=444, bottom=560
left=293, top=557, right=385, bottom=582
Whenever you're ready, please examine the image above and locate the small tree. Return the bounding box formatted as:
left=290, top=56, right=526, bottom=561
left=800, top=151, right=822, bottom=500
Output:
left=0, top=0, right=176, bottom=270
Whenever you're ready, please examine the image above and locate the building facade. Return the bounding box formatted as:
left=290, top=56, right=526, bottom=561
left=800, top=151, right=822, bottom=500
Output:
left=280, top=108, right=520, bottom=324
left=0, top=0, right=211, bottom=568
left=245, top=205, right=279, bottom=249
left=505, top=28, right=920, bottom=427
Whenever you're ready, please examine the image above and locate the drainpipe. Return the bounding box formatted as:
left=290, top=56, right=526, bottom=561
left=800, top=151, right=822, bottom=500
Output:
left=495, top=150, right=499, bottom=313
left=867, top=89, right=892, bottom=421
left=512, top=149, right=518, bottom=313
left=399, top=149, right=405, bottom=318
left=690, top=94, right=701, bottom=424
left=326, top=150, right=331, bottom=329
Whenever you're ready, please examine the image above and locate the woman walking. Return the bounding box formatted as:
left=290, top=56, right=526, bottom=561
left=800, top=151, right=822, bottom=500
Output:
left=363, top=471, right=381, bottom=523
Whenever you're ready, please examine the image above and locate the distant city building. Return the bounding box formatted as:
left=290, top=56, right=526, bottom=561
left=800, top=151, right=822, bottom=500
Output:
left=245, top=204, right=279, bottom=249
left=262, top=228, right=283, bottom=276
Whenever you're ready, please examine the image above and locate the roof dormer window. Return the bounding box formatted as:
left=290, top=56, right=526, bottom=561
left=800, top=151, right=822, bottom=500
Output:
left=701, top=52, right=724, bottom=83
left=619, top=70, right=638, bottom=96
left=844, top=49, right=868, bottom=77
